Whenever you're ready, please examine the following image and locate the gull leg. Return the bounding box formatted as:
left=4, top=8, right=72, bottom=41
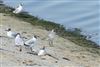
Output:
left=30, top=47, right=33, bottom=52
left=49, top=39, right=53, bottom=47
left=19, top=45, right=22, bottom=52
left=51, top=40, right=53, bottom=47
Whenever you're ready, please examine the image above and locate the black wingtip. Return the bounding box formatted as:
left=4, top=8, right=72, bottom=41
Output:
left=24, top=43, right=29, bottom=47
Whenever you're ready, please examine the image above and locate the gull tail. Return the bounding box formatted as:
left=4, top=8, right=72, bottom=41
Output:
left=24, top=43, right=29, bottom=47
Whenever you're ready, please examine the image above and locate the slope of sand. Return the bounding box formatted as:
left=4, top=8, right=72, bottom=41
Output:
left=0, top=13, right=100, bottom=67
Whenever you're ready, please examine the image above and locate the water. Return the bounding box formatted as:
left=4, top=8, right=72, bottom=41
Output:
left=3, top=0, right=100, bottom=45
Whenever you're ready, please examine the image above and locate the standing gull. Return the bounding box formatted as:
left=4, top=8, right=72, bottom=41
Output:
left=13, top=3, right=23, bottom=14
left=24, top=35, right=37, bottom=52
left=48, top=29, right=56, bottom=46
left=15, top=33, right=24, bottom=52
left=5, top=28, right=17, bottom=38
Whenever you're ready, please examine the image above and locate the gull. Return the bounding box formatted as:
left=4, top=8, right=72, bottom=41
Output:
left=5, top=28, right=17, bottom=38
left=38, top=46, right=46, bottom=56
left=13, top=3, right=23, bottom=14
left=15, top=33, right=24, bottom=52
left=24, top=35, right=37, bottom=52
left=48, top=29, right=56, bottom=46
left=38, top=46, right=59, bottom=60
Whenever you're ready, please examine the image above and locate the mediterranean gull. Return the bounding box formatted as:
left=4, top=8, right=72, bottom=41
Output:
left=5, top=28, right=17, bottom=38
left=38, top=46, right=46, bottom=56
left=15, top=33, right=24, bottom=52
left=24, top=35, right=37, bottom=52
left=13, top=3, right=23, bottom=14
left=48, top=29, right=56, bottom=46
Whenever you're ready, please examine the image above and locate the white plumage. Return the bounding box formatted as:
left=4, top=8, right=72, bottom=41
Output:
left=15, top=33, right=24, bottom=52
left=6, top=28, right=17, bottom=38
left=38, top=46, right=46, bottom=56
left=48, top=29, right=56, bottom=46
left=48, top=29, right=55, bottom=39
left=24, top=35, right=37, bottom=51
left=15, top=33, right=24, bottom=46
left=13, top=4, right=23, bottom=14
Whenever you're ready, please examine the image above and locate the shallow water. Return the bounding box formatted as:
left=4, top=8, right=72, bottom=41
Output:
left=3, top=0, right=100, bottom=45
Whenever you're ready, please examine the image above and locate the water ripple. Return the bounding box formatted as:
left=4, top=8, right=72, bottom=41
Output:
left=3, top=0, right=100, bottom=45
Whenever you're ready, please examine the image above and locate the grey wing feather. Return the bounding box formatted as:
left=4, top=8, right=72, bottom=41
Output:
left=25, top=39, right=34, bottom=46
left=12, top=32, right=17, bottom=37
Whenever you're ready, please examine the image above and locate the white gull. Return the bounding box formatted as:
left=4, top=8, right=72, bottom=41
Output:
left=24, top=35, right=37, bottom=52
left=15, top=33, right=24, bottom=52
left=13, top=3, right=23, bottom=14
left=5, top=28, right=17, bottom=38
left=48, top=29, right=56, bottom=46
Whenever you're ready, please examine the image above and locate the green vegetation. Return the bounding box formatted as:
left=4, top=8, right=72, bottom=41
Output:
left=0, top=3, right=100, bottom=54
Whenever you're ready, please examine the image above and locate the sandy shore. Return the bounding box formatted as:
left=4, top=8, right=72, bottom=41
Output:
left=0, top=13, right=100, bottom=67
